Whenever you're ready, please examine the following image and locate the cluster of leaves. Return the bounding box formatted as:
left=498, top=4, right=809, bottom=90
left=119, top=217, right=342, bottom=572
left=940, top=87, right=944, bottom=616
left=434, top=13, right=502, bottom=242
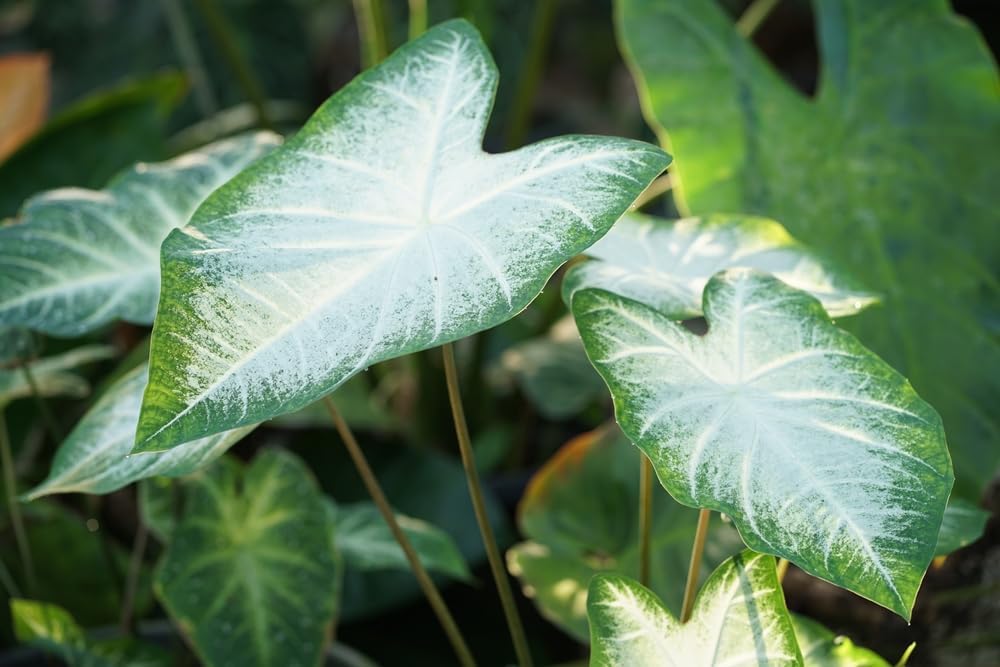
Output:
left=0, top=0, right=995, bottom=665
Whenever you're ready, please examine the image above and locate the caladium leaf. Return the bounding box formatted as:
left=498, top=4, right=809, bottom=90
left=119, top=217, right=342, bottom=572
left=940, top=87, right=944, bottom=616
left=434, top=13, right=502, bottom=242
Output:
left=135, top=18, right=669, bottom=452
left=0, top=345, right=114, bottom=408
left=155, top=449, right=339, bottom=667
left=616, top=0, right=1000, bottom=500
left=564, top=213, right=877, bottom=319
left=587, top=551, right=802, bottom=666
left=23, top=365, right=255, bottom=499
left=791, top=614, right=889, bottom=667
left=0, top=131, right=279, bottom=337
left=572, top=269, right=952, bottom=618
left=934, top=498, right=990, bottom=557
left=328, top=500, right=470, bottom=581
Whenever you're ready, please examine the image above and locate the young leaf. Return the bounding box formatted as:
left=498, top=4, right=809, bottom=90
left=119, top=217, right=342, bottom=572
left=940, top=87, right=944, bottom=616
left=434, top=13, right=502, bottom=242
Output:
left=0, top=132, right=279, bottom=336
left=587, top=551, right=802, bottom=666
left=572, top=269, right=952, bottom=618
left=23, top=365, right=255, bottom=499
left=329, top=500, right=471, bottom=581
left=11, top=598, right=170, bottom=667
left=507, top=424, right=744, bottom=640
left=791, top=614, right=889, bottom=667
left=616, top=0, right=1000, bottom=500
left=564, top=213, right=877, bottom=319
left=155, top=449, right=339, bottom=667
left=135, top=18, right=669, bottom=452
left=0, top=345, right=114, bottom=407
left=935, top=498, right=990, bottom=557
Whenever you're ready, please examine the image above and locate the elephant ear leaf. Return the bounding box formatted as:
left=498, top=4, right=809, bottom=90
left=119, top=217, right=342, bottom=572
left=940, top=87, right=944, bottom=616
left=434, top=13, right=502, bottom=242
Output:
left=0, top=132, right=279, bottom=336
left=572, top=269, right=952, bottom=619
left=135, top=18, right=668, bottom=452
left=587, top=551, right=802, bottom=666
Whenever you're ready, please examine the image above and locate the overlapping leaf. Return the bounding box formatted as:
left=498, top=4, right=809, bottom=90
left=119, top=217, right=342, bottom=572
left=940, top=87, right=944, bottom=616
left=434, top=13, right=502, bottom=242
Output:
left=935, top=498, right=990, bottom=557
left=792, top=614, right=890, bottom=667
left=587, top=551, right=802, bottom=666
left=616, top=0, right=1000, bottom=498
left=0, top=345, right=114, bottom=407
left=572, top=269, right=952, bottom=618
left=564, top=213, right=877, bottom=318
left=0, top=132, right=278, bottom=336
left=24, top=365, right=255, bottom=499
left=135, top=19, right=668, bottom=452
left=155, top=450, right=339, bottom=667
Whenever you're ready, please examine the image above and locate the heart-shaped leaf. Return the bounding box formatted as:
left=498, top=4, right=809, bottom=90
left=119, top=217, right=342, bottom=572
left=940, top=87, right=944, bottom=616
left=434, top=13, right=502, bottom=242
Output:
left=154, top=449, right=339, bottom=667
left=791, top=614, right=890, bottom=667
left=588, top=551, right=802, bottom=666
left=0, top=132, right=278, bottom=336
left=507, top=424, right=744, bottom=640
left=0, top=345, right=114, bottom=408
left=564, top=213, right=877, bottom=319
left=616, top=0, right=999, bottom=500
left=572, top=269, right=952, bottom=618
left=935, top=498, right=990, bottom=557
left=135, top=18, right=669, bottom=452
left=23, top=365, right=255, bottom=499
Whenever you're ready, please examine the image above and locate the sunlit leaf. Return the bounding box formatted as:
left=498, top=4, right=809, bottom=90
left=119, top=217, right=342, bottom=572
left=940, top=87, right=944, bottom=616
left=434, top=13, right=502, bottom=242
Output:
left=135, top=19, right=668, bottom=452
left=587, top=551, right=802, bottom=666
left=24, top=365, right=255, bottom=499
left=329, top=500, right=470, bottom=581
left=0, top=345, right=114, bottom=408
left=155, top=449, right=339, bottom=667
left=616, top=0, right=1000, bottom=499
left=935, top=498, right=990, bottom=557
left=792, top=614, right=889, bottom=667
left=0, top=52, right=50, bottom=161
left=0, top=132, right=279, bottom=336
left=572, top=270, right=952, bottom=618
left=10, top=598, right=169, bottom=667
left=564, top=213, right=877, bottom=319
left=507, top=424, right=743, bottom=640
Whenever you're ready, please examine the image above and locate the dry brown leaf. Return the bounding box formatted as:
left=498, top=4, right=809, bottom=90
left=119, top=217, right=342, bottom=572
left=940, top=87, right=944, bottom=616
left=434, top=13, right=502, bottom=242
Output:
left=0, top=52, right=51, bottom=161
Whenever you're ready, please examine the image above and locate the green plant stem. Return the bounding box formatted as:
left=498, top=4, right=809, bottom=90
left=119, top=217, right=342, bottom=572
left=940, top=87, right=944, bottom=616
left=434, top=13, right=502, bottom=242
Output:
left=120, top=518, right=149, bottom=635
left=895, top=642, right=917, bottom=667
left=408, top=0, right=428, bottom=41
left=442, top=343, right=533, bottom=667
left=0, top=411, right=35, bottom=596
left=353, top=0, right=388, bottom=69
left=191, top=0, right=273, bottom=129
left=633, top=173, right=673, bottom=210
left=680, top=508, right=711, bottom=623
left=0, top=556, right=19, bottom=598
left=322, top=397, right=477, bottom=667
left=775, top=557, right=790, bottom=583
left=504, top=0, right=557, bottom=150
left=736, top=0, right=780, bottom=37
left=160, top=0, right=219, bottom=117
left=638, top=456, right=653, bottom=587
left=20, top=363, right=61, bottom=443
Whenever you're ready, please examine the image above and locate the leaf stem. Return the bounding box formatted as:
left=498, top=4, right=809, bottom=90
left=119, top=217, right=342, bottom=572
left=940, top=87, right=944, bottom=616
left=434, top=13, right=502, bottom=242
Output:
left=638, top=456, right=653, bottom=587
left=633, top=173, right=673, bottom=210
left=20, top=362, right=62, bottom=444
left=0, top=411, right=35, bottom=596
left=776, top=557, right=790, bottom=583
left=442, top=343, right=533, bottom=667
left=190, top=0, right=273, bottom=129
left=408, top=0, right=428, bottom=41
left=680, top=508, right=711, bottom=623
left=504, top=0, right=557, bottom=149
left=120, top=518, right=149, bottom=635
left=353, top=0, right=389, bottom=69
left=160, top=0, right=220, bottom=117
left=736, top=0, right=781, bottom=37
left=322, top=397, right=477, bottom=667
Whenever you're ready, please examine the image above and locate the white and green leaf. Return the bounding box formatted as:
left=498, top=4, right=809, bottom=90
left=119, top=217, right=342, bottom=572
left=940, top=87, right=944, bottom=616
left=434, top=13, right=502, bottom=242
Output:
left=155, top=449, right=339, bottom=667
left=563, top=213, right=878, bottom=318
left=329, top=500, right=470, bottom=581
left=0, top=132, right=279, bottom=336
left=792, top=614, right=890, bottom=667
left=572, top=269, right=952, bottom=618
left=0, top=344, right=114, bottom=408
left=23, top=365, right=255, bottom=499
left=135, top=19, right=668, bottom=452
left=587, top=551, right=802, bottom=666
left=935, top=498, right=990, bottom=557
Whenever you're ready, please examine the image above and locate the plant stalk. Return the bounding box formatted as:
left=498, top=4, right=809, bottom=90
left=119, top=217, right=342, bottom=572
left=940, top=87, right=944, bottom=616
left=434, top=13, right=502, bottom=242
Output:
left=20, top=363, right=62, bottom=444
left=442, top=343, right=533, bottom=667
left=680, top=508, right=711, bottom=623
left=191, top=0, right=273, bottom=129
left=160, top=0, right=220, bottom=117
left=353, top=0, right=388, bottom=69
left=633, top=173, right=673, bottom=210
left=322, top=397, right=477, bottom=667
left=408, top=0, right=428, bottom=41
left=0, top=411, right=36, bottom=596
left=120, top=518, right=149, bottom=634
left=638, top=456, right=653, bottom=587
left=504, top=0, right=557, bottom=150
left=736, top=0, right=781, bottom=37
left=776, top=557, right=790, bottom=583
